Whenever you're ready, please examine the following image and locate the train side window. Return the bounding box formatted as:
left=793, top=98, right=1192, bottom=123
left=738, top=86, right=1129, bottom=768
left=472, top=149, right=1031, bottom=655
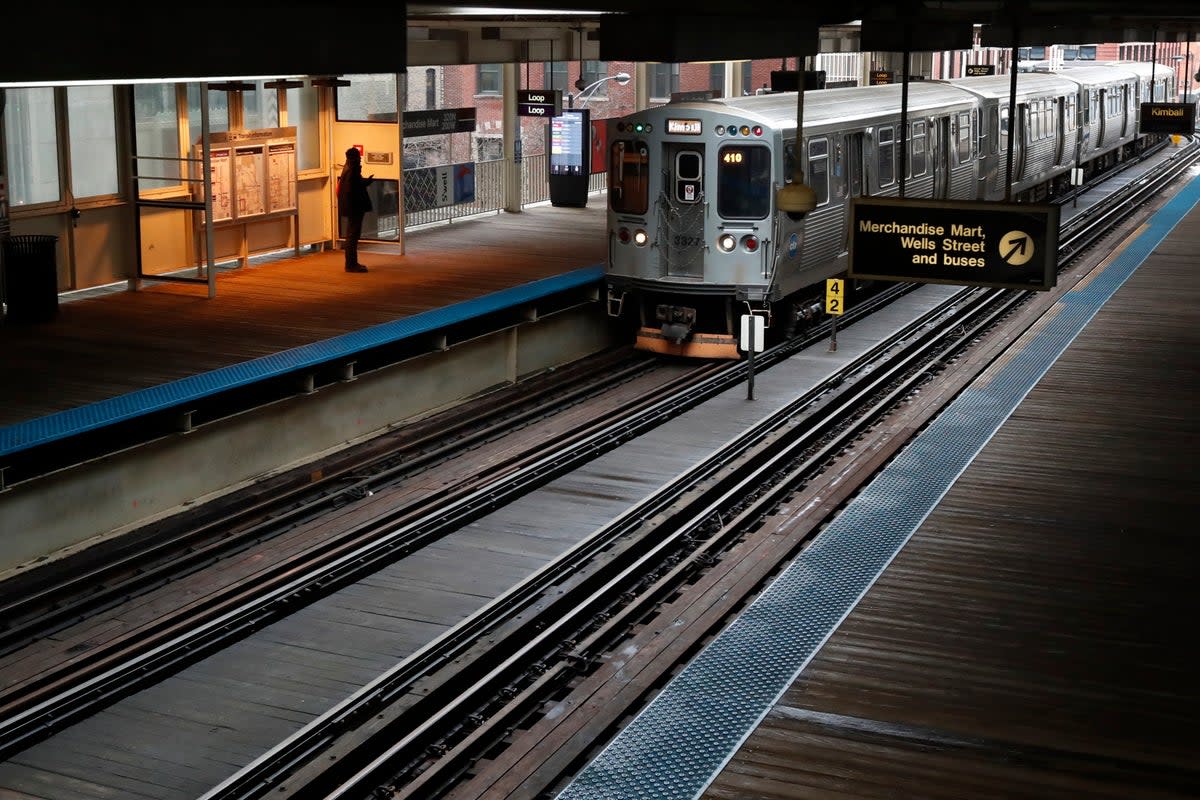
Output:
left=609, top=139, right=649, bottom=215
left=877, top=126, right=895, bottom=187
left=807, top=138, right=830, bottom=206
left=910, top=121, right=927, bottom=177
left=999, top=107, right=1009, bottom=153
left=717, top=144, right=771, bottom=219
left=955, top=112, right=971, bottom=163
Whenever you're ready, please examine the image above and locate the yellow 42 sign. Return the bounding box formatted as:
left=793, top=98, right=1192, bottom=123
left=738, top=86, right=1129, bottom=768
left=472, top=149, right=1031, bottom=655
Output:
left=825, top=278, right=845, bottom=316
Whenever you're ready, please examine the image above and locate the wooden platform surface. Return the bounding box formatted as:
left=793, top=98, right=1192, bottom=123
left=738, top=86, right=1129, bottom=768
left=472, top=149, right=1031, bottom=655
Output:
left=0, top=203, right=607, bottom=427
left=700, top=199, right=1200, bottom=797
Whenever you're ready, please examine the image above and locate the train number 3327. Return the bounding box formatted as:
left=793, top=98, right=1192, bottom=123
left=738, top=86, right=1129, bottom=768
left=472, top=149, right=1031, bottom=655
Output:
left=672, top=235, right=704, bottom=248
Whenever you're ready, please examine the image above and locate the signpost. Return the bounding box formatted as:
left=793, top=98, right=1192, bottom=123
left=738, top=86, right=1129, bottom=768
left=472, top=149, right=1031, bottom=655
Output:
left=825, top=278, right=844, bottom=351
left=517, top=89, right=562, bottom=118
left=848, top=197, right=1059, bottom=290
left=740, top=314, right=765, bottom=400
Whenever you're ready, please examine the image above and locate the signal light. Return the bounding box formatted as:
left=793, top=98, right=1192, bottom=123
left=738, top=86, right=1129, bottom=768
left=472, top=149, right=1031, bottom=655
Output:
left=740, top=125, right=750, bottom=136
left=742, top=235, right=760, bottom=252
left=715, top=125, right=726, bottom=135
left=717, top=233, right=736, bottom=252
left=618, top=227, right=630, bottom=243
left=753, top=125, right=763, bottom=136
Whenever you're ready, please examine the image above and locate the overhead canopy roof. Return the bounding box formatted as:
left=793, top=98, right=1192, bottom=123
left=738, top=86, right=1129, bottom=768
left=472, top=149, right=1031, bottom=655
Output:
left=1, top=2, right=1196, bottom=84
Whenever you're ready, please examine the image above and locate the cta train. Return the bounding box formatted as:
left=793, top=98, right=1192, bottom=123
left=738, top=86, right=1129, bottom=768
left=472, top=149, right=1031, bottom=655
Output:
left=604, top=62, right=1177, bottom=358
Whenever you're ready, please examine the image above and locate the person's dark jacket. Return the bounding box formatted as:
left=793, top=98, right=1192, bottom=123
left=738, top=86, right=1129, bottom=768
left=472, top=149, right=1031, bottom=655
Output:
left=337, top=160, right=373, bottom=216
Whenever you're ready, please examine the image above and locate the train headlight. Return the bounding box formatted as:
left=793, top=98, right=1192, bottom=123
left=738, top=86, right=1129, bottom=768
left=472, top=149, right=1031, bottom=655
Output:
left=717, top=233, right=737, bottom=252
left=741, top=235, right=760, bottom=252
left=633, top=229, right=649, bottom=246
left=618, top=227, right=631, bottom=244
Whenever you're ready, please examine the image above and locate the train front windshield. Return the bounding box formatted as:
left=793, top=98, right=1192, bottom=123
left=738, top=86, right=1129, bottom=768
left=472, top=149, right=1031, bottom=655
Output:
left=717, top=144, right=771, bottom=219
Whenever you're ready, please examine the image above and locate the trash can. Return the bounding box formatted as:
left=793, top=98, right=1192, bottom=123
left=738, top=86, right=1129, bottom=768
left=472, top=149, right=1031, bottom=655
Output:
left=2, top=234, right=59, bottom=323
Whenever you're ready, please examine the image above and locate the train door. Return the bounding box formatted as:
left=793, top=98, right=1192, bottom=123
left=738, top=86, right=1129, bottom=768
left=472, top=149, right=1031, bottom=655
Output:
left=662, top=143, right=705, bottom=278
left=933, top=116, right=951, bottom=198
left=847, top=132, right=864, bottom=199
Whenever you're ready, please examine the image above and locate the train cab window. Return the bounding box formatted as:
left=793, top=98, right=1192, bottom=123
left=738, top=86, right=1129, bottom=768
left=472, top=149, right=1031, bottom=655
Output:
left=909, top=121, right=927, bottom=177
left=609, top=140, right=649, bottom=215
left=877, top=126, right=895, bottom=187
left=807, top=138, right=830, bottom=206
left=955, top=112, right=971, bottom=163
left=674, top=150, right=703, bottom=204
left=717, top=144, right=771, bottom=219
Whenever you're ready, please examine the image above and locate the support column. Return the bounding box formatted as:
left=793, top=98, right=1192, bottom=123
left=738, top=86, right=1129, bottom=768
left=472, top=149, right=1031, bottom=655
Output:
left=503, top=63, right=522, bottom=213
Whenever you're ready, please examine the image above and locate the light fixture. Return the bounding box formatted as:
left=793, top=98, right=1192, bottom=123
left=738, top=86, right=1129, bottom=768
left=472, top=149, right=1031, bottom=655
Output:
left=310, top=76, right=351, bottom=88
left=264, top=78, right=305, bottom=90
left=208, top=81, right=255, bottom=92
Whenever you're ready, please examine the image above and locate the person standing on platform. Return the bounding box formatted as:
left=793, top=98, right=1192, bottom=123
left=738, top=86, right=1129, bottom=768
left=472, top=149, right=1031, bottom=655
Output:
left=338, top=147, right=374, bottom=273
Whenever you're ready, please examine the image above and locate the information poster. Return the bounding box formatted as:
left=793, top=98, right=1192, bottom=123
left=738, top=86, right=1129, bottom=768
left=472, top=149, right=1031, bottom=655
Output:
left=209, top=148, right=233, bottom=222
left=267, top=142, right=297, bottom=213
left=234, top=146, right=266, bottom=218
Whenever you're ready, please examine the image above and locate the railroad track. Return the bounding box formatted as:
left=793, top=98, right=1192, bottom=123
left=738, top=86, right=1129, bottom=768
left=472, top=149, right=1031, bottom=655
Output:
left=1, top=135, right=1195, bottom=797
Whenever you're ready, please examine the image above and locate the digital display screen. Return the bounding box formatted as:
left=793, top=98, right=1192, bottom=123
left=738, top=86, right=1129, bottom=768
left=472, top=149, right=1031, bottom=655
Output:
left=667, top=118, right=703, bottom=135
left=550, top=110, right=589, bottom=176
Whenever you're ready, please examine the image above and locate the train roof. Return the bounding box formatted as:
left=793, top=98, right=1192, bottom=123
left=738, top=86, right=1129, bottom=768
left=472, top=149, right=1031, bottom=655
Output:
left=944, top=70, right=1081, bottom=99
left=684, top=81, right=977, bottom=129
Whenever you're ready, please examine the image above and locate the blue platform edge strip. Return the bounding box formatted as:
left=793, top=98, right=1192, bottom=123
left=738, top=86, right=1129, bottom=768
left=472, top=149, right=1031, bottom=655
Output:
left=556, top=176, right=1200, bottom=800
left=0, top=265, right=604, bottom=458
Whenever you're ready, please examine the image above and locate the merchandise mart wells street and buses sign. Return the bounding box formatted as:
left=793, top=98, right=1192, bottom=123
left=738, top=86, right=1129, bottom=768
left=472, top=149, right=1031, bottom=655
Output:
left=848, top=197, right=1059, bottom=290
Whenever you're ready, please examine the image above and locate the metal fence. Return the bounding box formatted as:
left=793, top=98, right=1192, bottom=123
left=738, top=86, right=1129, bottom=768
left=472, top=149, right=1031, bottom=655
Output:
left=396, top=154, right=605, bottom=231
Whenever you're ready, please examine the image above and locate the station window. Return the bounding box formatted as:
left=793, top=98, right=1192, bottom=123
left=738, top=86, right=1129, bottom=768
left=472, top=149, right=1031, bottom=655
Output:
left=581, top=61, right=610, bottom=98
left=133, top=84, right=182, bottom=192
left=285, top=85, right=321, bottom=172
left=336, top=74, right=398, bottom=122
left=242, top=81, right=280, bottom=131
left=186, top=83, right=229, bottom=137
left=67, top=85, right=119, bottom=199
left=544, top=62, right=569, bottom=94
left=807, top=138, right=830, bottom=206
left=4, top=87, right=60, bottom=206
left=650, top=63, right=680, bottom=100
left=609, top=139, right=649, bottom=215
left=717, top=144, right=770, bottom=219
left=877, top=126, right=895, bottom=187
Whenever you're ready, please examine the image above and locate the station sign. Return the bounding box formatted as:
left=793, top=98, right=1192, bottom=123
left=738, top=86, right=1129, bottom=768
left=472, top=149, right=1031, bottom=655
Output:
left=965, top=64, right=996, bottom=76
left=402, top=108, right=477, bottom=138
left=848, top=197, right=1059, bottom=291
left=1138, top=102, right=1196, bottom=135
left=518, top=89, right=563, bottom=117
left=869, top=70, right=894, bottom=85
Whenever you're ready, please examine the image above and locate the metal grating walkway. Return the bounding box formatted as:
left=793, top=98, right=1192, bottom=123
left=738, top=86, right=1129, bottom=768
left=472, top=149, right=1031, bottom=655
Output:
left=556, top=174, right=1200, bottom=800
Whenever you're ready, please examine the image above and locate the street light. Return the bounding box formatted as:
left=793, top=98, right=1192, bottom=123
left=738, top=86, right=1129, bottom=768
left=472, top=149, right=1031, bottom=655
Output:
left=569, top=72, right=631, bottom=108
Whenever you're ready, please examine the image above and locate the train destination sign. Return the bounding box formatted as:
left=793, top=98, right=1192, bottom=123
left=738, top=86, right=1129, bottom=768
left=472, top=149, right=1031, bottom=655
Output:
left=964, top=64, right=995, bottom=76
left=1138, top=102, right=1196, bottom=135
left=518, top=89, right=563, bottom=117
left=848, top=197, right=1059, bottom=291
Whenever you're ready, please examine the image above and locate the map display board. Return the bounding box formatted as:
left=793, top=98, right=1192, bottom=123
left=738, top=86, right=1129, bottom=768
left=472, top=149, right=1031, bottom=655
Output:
left=235, top=145, right=266, bottom=218
left=208, top=148, right=233, bottom=222
left=267, top=142, right=297, bottom=213
left=193, top=128, right=297, bottom=224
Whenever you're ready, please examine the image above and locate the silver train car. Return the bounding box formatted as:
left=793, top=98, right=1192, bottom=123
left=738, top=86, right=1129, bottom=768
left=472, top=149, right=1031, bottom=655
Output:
left=604, top=62, right=1176, bottom=358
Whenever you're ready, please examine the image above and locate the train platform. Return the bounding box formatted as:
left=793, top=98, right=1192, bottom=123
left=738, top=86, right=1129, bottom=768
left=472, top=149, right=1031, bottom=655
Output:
left=556, top=171, right=1200, bottom=798
left=0, top=200, right=609, bottom=573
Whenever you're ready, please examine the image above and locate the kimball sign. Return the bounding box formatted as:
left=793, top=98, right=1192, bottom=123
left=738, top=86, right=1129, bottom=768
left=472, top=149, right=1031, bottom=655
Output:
left=848, top=197, right=1059, bottom=291
left=1139, top=102, right=1196, bottom=135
